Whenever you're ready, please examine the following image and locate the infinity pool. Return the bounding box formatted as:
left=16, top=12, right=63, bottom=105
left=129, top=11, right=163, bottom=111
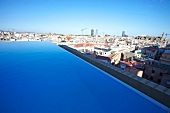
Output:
left=0, top=41, right=169, bottom=113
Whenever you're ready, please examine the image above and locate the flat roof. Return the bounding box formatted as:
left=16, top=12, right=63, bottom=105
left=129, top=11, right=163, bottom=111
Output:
left=0, top=41, right=169, bottom=113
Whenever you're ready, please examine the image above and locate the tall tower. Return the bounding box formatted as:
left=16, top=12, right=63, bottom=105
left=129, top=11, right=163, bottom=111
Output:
left=122, top=31, right=125, bottom=37
left=91, top=29, right=94, bottom=37
left=95, top=29, right=98, bottom=37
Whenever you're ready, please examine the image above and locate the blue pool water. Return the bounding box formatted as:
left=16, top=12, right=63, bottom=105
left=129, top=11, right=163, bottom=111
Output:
left=0, top=41, right=169, bottom=113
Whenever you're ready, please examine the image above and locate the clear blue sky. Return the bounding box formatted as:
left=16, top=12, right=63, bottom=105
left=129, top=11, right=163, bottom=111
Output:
left=0, top=0, right=170, bottom=36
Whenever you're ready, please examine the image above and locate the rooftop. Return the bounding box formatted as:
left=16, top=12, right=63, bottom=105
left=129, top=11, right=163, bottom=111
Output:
left=0, top=41, right=169, bottom=113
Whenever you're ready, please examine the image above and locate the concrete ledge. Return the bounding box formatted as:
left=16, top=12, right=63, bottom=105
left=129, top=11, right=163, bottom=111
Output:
left=165, top=89, right=170, bottom=96
left=133, top=76, right=142, bottom=81
left=146, top=82, right=160, bottom=88
left=155, top=85, right=168, bottom=93
left=127, top=74, right=136, bottom=78
left=140, top=78, right=150, bottom=84
left=59, top=45, right=170, bottom=108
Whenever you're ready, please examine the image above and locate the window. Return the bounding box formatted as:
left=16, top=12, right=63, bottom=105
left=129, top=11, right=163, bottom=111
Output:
left=150, top=76, right=153, bottom=80
left=160, top=72, right=163, bottom=77
left=152, top=70, right=155, bottom=74
left=157, top=79, right=161, bottom=84
left=166, top=80, right=170, bottom=85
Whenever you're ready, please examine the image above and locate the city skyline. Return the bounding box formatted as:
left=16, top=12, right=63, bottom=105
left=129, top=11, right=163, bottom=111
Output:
left=0, top=0, right=170, bottom=36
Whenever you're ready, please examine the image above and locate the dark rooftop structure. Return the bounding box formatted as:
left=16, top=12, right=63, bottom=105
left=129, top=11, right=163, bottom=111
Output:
left=0, top=41, right=169, bottom=113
